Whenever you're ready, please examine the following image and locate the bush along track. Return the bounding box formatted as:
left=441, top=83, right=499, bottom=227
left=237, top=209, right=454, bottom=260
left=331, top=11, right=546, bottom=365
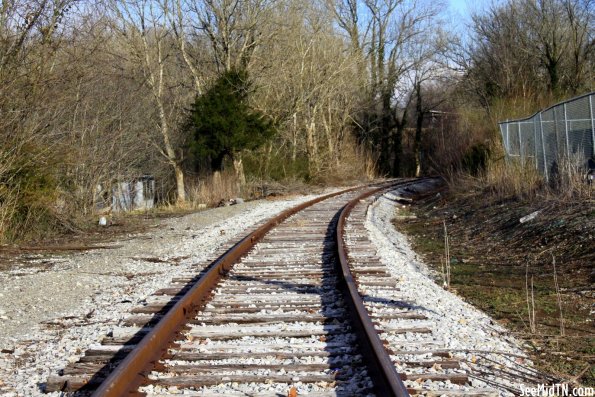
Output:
left=393, top=187, right=594, bottom=387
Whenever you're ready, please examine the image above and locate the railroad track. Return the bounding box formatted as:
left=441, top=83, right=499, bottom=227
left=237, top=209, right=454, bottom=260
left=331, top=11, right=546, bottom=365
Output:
left=342, top=191, right=555, bottom=396
left=45, top=180, right=551, bottom=396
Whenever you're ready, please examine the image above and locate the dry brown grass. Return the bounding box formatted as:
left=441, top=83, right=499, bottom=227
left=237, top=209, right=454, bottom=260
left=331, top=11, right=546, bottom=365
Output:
left=553, top=154, right=595, bottom=200
left=481, top=158, right=595, bottom=201
left=313, top=143, right=377, bottom=185
left=182, top=170, right=316, bottom=209
left=483, top=158, right=544, bottom=200
left=0, top=188, right=18, bottom=244
left=184, top=170, right=241, bottom=209
left=450, top=153, right=593, bottom=203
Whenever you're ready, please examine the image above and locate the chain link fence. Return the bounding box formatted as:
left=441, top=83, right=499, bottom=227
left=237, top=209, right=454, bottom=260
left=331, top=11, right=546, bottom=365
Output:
left=499, top=92, right=595, bottom=181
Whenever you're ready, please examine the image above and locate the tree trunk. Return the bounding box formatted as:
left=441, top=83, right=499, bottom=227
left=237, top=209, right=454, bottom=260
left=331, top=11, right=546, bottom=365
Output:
left=213, top=170, right=222, bottom=193
left=174, top=164, right=186, bottom=204
left=323, top=104, right=335, bottom=166
left=380, top=88, right=392, bottom=175
left=414, top=82, right=423, bottom=177
left=265, top=142, right=273, bottom=175
left=233, top=155, right=246, bottom=190
left=306, top=113, right=320, bottom=175
left=292, top=113, right=298, bottom=162
left=393, top=108, right=408, bottom=177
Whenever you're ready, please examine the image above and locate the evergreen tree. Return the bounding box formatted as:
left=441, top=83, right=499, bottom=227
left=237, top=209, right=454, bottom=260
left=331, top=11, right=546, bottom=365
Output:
left=185, top=70, right=276, bottom=172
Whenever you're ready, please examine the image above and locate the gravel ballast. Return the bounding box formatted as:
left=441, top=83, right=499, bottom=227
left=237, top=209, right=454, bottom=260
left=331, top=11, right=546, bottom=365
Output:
left=0, top=182, right=546, bottom=396
left=366, top=182, right=543, bottom=395
left=0, top=194, right=325, bottom=396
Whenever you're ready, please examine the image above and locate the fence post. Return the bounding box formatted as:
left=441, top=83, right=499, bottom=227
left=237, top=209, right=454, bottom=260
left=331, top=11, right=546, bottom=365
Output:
left=563, top=103, right=571, bottom=160
left=539, top=112, right=548, bottom=182
left=553, top=105, right=560, bottom=167
left=533, top=117, right=539, bottom=170
left=505, top=122, right=510, bottom=164
left=590, top=94, right=595, bottom=157
left=517, top=122, right=523, bottom=162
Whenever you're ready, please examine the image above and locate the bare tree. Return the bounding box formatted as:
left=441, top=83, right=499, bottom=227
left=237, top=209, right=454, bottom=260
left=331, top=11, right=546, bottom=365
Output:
left=333, top=0, right=444, bottom=176
left=107, top=0, right=188, bottom=203
left=562, top=0, right=594, bottom=94
left=169, top=0, right=214, bottom=94
left=1, top=0, right=464, bottom=241
left=253, top=0, right=363, bottom=178
left=465, top=0, right=594, bottom=108
left=190, top=0, right=278, bottom=72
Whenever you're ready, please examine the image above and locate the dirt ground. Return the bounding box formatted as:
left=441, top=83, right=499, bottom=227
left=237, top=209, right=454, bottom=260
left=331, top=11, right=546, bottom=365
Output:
left=394, top=186, right=594, bottom=386
left=0, top=192, right=312, bottom=273
left=0, top=211, right=162, bottom=272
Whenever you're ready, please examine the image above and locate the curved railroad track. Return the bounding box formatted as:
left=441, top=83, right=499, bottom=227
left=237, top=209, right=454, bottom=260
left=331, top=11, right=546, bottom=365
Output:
left=46, top=180, right=553, bottom=396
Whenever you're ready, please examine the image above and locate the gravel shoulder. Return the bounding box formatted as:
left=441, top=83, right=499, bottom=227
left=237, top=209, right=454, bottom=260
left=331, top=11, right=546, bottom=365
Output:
left=367, top=181, right=546, bottom=395
left=0, top=193, right=329, bottom=396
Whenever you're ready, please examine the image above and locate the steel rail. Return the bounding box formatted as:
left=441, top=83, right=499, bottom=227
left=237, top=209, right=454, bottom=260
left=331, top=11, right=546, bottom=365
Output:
left=91, top=180, right=414, bottom=396
left=92, top=184, right=370, bottom=396
left=335, top=181, right=415, bottom=397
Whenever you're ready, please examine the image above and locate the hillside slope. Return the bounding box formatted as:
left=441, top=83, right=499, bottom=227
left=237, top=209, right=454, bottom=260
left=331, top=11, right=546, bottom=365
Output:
left=394, top=186, right=594, bottom=386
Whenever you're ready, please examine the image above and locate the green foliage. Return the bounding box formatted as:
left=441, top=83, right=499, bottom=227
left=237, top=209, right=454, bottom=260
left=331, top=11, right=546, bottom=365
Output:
left=462, top=143, right=491, bottom=176
left=243, top=148, right=311, bottom=182
left=0, top=145, right=62, bottom=242
left=185, top=69, right=276, bottom=171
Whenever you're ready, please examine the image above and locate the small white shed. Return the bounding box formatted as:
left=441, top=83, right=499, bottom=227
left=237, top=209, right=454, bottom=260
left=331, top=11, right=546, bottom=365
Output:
left=111, top=176, right=155, bottom=212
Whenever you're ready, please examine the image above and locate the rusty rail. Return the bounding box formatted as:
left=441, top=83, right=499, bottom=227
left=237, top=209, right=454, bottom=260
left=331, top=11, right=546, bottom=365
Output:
left=92, top=180, right=412, bottom=396
left=91, top=185, right=364, bottom=396
left=336, top=183, right=413, bottom=397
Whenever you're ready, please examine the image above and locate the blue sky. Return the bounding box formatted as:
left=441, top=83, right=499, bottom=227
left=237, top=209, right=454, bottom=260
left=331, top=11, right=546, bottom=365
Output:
left=449, top=0, right=470, bottom=18
left=446, top=0, right=474, bottom=39
left=446, top=0, right=504, bottom=38
left=448, top=0, right=505, bottom=19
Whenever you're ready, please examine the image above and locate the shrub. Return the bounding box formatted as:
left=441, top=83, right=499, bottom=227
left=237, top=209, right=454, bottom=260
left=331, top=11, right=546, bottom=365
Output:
left=462, top=143, right=491, bottom=176
left=184, top=69, right=276, bottom=172
left=0, top=144, right=70, bottom=242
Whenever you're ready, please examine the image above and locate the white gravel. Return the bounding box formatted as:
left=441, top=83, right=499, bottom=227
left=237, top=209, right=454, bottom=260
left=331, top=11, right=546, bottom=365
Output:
left=0, top=182, right=544, bottom=396
left=366, top=181, right=540, bottom=395
left=0, top=193, right=330, bottom=396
